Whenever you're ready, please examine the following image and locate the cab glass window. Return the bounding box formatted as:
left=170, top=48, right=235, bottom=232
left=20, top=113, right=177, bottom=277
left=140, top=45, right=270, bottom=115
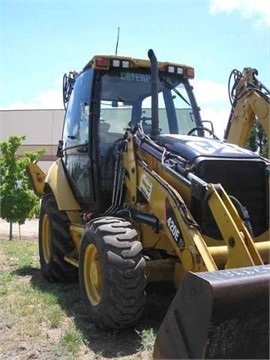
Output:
left=63, top=69, right=93, bottom=148
left=98, top=69, right=197, bottom=136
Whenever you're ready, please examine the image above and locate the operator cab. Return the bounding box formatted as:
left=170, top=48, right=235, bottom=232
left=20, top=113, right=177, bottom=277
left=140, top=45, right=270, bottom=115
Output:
left=59, top=55, right=209, bottom=212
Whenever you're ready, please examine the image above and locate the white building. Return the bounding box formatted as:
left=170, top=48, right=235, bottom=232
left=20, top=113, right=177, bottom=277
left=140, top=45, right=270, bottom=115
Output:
left=0, top=109, right=65, bottom=172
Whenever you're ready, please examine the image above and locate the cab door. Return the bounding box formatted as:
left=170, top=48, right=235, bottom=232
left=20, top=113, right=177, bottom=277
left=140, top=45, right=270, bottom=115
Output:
left=61, top=69, right=97, bottom=210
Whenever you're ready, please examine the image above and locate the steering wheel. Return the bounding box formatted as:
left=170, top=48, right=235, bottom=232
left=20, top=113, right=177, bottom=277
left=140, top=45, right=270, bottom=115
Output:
left=187, top=126, right=219, bottom=140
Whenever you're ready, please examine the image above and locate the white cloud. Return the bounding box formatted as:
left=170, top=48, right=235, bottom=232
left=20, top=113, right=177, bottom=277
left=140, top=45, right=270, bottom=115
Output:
left=200, top=107, right=229, bottom=138
left=209, top=0, right=270, bottom=27
left=192, top=79, right=230, bottom=138
left=192, top=79, right=228, bottom=104
left=1, top=77, right=64, bottom=110
left=1, top=88, right=63, bottom=110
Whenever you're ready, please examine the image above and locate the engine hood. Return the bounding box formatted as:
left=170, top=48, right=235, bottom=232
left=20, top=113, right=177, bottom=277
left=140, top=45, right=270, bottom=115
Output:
left=156, top=134, right=261, bottom=163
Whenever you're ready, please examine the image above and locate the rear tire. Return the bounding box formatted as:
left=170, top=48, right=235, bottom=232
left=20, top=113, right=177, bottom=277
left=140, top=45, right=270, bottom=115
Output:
left=79, top=216, right=146, bottom=329
left=39, top=193, right=78, bottom=282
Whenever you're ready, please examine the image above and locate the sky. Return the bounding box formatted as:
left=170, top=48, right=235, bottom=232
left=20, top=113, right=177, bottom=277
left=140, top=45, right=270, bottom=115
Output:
left=0, top=0, right=269, bottom=137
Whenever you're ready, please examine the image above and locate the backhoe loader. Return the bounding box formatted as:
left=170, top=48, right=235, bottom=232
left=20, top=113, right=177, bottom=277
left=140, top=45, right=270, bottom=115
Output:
left=27, top=49, right=270, bottom=359
left=224, top=67, right=269, bottom=155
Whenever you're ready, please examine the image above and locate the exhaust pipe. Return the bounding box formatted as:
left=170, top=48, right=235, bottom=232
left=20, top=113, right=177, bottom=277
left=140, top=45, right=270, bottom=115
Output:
left=148, top=49, right=159, bottom=140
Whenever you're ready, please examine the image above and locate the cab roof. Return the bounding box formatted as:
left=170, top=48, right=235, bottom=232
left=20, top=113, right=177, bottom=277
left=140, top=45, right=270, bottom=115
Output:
left=83, top=54, right=195, bottom=79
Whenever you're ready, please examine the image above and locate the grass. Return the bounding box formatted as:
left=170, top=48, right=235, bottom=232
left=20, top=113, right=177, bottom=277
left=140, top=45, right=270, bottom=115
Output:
left=0, top=239, right=88, bottom=359
left=138, top=328, right=156, bottom=352
left=60, top=322, right=85, bottom=353
left=0, top=238, right=170, bottom=360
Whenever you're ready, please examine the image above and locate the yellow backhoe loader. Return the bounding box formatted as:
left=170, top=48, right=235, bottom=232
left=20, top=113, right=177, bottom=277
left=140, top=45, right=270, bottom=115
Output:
left=224, top=67, right=269, bottom=153
left=27, top=49, right=269, bottom=359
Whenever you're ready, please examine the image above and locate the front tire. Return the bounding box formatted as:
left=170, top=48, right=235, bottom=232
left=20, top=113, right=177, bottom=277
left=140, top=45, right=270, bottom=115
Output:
left=39, top=193, right=78, bottom=282
left=79, top=216, right=146, bottom=329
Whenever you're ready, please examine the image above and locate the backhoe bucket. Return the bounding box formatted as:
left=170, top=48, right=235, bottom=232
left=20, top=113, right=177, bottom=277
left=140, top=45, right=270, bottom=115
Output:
left=153, top=265, right=270, bottom=359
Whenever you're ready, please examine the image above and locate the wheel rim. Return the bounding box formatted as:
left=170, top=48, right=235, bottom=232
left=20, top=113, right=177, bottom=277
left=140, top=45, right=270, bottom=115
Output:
left=83, top=244, right=102, bottom=306
left=42, top=213, right=51, bottom=263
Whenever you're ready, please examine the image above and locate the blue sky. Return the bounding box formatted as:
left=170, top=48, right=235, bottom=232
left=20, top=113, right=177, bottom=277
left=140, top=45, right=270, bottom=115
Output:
left=1, top=0, right=269, bottom=136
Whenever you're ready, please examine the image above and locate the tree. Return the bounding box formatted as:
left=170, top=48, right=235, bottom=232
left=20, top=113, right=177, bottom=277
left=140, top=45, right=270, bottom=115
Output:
left=246, top=120, right=268, bottom=158
left=0, top=135, right=45, bottom=239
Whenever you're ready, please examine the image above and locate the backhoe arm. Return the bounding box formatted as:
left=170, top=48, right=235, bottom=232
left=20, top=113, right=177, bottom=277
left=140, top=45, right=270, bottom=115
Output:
left=225, top=67, right=270, bottom=147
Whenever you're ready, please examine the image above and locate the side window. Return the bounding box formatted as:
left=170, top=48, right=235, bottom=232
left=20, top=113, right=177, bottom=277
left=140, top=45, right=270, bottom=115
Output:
left=63, top=69, right=93, bottom=148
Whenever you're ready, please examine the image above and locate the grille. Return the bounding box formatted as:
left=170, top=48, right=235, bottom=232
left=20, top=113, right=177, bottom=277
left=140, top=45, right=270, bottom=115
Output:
left=192, top=159, right=268, bottom=239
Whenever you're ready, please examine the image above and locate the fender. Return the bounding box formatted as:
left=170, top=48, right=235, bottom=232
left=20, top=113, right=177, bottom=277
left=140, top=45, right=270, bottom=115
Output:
left=26, top=162, right=46, bottom=198
left=45, top=159, right=81, bottom=211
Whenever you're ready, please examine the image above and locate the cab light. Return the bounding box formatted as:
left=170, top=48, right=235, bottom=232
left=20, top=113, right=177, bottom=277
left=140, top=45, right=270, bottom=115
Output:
left=168, top=66, right=175, bottom=73
left=177, top=67, right=183, bottom=75
left=112, top=59, right=120, bottom=67
left=122, top=60, right=130, bottom=68
left=96, top=57, right=109, bottom=68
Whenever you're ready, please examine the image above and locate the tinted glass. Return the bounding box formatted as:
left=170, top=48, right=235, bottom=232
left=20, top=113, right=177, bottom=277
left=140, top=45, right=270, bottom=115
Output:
left=99, top=69, right=197, bottom=135
left=63, top=69, right=93, bottom=148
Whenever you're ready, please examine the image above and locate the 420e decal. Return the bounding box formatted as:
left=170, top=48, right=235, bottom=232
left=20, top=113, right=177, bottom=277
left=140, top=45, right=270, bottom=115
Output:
left=165, top=200, right=184, bottom=248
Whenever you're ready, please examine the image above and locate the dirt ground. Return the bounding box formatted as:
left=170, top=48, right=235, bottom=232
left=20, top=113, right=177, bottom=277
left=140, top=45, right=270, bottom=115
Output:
left=0, top=218, right=39, bottom=240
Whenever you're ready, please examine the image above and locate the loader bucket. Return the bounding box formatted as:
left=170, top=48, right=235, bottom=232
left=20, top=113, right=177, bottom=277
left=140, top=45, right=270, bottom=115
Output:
left=153, top=265, right=270, bottom=359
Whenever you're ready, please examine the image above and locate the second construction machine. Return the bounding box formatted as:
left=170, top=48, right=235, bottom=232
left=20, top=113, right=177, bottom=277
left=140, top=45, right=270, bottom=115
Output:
left=27, top=49, right=270, bottom=359
left=225, top=66, right=269, bottom=155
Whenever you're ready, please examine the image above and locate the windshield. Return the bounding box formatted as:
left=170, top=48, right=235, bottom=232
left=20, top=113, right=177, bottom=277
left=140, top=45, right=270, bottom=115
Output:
left=99, top=68, right=201, bottom=136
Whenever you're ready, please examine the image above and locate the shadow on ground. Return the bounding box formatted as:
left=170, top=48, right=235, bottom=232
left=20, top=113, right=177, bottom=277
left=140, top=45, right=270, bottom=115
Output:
left=14, top=266, right=176, bottom=358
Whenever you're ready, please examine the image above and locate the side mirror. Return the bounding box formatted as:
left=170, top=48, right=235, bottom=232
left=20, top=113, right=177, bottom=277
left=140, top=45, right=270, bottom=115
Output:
left=57, top=140, right=63, bottom=157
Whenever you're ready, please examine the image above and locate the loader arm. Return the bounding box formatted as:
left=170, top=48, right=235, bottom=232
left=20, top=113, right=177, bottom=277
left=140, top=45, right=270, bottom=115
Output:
left=122, top=130, right=269, bottom=359
left=123, top=131, right=267, bottom=274
left=225, top=67, right=270, bottom=148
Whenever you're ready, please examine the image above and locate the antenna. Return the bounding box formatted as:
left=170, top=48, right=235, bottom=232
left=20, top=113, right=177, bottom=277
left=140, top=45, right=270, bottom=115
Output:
left=115, top=27, right=120, bottom=55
